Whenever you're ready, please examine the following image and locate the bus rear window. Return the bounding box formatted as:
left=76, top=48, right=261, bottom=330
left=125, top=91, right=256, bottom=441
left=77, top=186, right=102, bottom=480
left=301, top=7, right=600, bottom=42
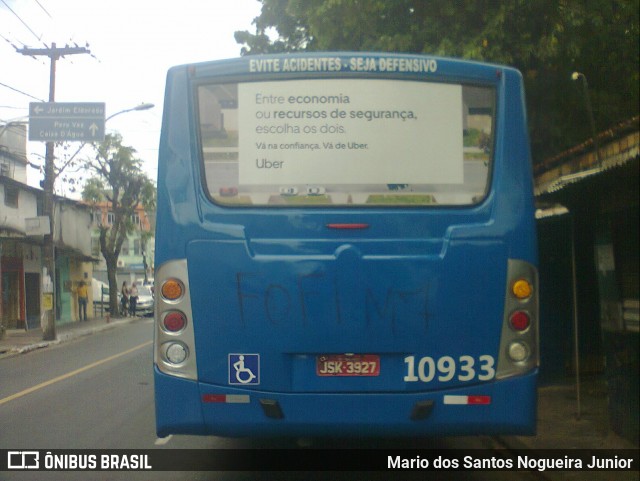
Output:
left=198, top=79, right=494, bottom=206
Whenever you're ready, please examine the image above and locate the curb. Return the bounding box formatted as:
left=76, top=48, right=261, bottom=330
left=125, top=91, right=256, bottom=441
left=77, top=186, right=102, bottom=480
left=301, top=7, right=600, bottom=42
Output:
left=0, top=317, right=141, bottom=360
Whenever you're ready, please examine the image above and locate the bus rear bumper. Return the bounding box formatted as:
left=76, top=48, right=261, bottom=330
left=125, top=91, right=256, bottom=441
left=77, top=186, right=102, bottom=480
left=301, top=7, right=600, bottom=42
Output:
left=155, top=368, right=537, bottom=438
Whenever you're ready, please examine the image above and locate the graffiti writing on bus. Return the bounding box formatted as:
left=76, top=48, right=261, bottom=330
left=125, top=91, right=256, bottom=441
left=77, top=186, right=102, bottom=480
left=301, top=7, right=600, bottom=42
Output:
left=235, top=271, right=428, bottom=332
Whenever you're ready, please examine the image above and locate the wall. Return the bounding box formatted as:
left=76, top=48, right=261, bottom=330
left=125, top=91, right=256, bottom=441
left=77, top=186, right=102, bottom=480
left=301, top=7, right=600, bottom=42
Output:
left=0, top=180, right=39, bottom=233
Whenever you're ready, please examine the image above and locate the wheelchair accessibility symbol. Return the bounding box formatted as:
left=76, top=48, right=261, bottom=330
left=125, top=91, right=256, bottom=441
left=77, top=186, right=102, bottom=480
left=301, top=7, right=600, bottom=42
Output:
left=228, top=354, right=260, bottom=385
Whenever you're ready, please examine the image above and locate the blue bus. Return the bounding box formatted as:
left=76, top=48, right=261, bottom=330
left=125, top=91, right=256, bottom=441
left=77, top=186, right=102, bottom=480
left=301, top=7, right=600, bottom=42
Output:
left=154, top=52, right=538, bottom=438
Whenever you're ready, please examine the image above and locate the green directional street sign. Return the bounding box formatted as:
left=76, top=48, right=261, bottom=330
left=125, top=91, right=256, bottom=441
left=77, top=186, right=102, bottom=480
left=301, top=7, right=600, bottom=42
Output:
left=29, top=102, right=106, bottom=142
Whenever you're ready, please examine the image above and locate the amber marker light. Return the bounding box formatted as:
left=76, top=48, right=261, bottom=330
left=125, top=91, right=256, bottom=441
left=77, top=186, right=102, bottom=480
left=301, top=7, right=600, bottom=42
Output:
left=162, top=279, right=184, bottom=301
left=512, top=279, right=533, bottom=300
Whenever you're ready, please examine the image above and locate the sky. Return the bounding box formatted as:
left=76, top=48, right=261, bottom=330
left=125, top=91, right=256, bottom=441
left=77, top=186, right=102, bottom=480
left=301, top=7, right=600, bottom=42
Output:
left=0, top=0, right=262, bottom=195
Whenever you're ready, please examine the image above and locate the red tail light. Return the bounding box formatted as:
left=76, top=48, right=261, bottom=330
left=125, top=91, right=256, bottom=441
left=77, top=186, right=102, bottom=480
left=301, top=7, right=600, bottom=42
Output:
left=163, top=311, right=187, bottom=332
left=509, top=310, right=530, bottom=331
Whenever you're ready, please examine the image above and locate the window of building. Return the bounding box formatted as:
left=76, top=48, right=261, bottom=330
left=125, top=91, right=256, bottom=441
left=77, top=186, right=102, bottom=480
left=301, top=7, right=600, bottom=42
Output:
left=131, top=213, right=140, bottom=226
left=107, top=212, right=115, bottom=225
left=121, top=239, right=129, bottom=256
left=91, top=238, right=100, bottom=257
left=91, top=210, right=102, bottom=225
left=4, top=184, right=18, bottom=208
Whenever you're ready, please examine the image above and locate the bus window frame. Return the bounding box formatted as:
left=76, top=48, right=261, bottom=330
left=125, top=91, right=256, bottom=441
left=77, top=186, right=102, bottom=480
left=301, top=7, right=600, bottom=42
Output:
left=192, top=74, right=498, bottom=210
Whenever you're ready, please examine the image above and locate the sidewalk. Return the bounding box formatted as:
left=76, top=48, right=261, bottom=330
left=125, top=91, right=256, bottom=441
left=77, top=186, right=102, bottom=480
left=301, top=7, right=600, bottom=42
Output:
left=497, top=378, right=639, bottom=480
left=0, top=314, right=139, bottom=359
left=500, top=378, right=637, bottom=450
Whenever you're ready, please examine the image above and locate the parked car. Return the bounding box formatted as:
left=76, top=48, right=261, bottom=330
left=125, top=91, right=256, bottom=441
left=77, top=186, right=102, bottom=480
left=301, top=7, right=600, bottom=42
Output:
left=219, top=187, right=238, bottom=197
left=143, top=277, right=154, bottom=288
left=306, top=185, right=326, bottom=195
left=279, top=186, right=298, bottom=196
left=133, top=285, right=155, bottom=317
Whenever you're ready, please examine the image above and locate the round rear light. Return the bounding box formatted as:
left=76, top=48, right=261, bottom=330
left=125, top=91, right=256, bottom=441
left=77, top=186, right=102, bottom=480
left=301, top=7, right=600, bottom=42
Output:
left=161, top=279, right=184, bottom=301
left=509, top=310, right=531, bottom=331
left=512, top=279, right=533, bottom=300
left=164, top=342, right=188, bottom=364
left=163, top=311, right=187, bottom=332
left=508, top=341, right=530, bottom=362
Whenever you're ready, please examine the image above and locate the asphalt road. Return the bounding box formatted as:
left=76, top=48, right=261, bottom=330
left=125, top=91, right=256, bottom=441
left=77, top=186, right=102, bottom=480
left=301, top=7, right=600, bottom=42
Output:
left=0, top=319, right=542, bottom=481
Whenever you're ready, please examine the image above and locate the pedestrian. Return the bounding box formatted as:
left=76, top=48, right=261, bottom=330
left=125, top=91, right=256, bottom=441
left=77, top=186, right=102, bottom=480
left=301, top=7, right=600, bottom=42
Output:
left=77, top=280, right=88, bottom=321
left=120, top=281, right=129, bottom=316
left=129, top=282, right=139, bottom=317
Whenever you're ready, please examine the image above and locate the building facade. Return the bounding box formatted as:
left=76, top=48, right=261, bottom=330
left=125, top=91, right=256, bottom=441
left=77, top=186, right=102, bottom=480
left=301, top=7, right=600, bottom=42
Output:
left=1, top=123, right=96, bottom=337
left=535, top=116, right=639, bottom=443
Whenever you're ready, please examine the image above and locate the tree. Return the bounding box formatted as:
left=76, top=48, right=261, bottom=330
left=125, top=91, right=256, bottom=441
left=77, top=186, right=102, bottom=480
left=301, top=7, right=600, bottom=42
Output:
left=236, top=0, right=639, bottom=163
left=81, top=133, right=156, bottom=315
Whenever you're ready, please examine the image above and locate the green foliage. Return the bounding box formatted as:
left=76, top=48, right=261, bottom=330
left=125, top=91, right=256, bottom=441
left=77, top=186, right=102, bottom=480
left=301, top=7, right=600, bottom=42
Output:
left=81, top=133, right=156, bottom=313
left=365, top=194, right=436, bottom=205
left=236, top=0, right=639, bottom=163
left=80, top=177, right=105, bottom=204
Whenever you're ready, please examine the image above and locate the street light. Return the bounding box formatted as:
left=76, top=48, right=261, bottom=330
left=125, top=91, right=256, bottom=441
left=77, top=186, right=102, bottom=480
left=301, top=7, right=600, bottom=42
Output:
left=62, top=103, right=156, bottom=173
left=106, top=102, right=155, bottom=122
left=571, top=71, right=601, bottom=167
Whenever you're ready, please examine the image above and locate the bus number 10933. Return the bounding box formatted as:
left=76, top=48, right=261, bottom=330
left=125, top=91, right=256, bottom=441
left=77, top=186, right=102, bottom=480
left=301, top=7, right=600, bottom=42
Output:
left=403, top=354, right=495, bottom=383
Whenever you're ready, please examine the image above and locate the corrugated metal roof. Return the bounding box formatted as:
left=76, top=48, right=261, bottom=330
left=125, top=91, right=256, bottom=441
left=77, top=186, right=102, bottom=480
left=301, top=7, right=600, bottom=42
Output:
left=535, top=117, right=639, bottom=196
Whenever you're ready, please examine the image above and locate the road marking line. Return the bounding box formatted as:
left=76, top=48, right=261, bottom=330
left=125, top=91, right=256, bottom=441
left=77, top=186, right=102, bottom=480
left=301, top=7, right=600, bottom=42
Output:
left=0, top=341, right=152, bottom=406
left=155, top=435, right=173, bottom=445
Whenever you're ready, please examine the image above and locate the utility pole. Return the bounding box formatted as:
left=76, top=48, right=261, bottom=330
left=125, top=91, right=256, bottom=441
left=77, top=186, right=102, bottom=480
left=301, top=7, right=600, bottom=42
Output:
left=17, top=42, right=91, bottom=341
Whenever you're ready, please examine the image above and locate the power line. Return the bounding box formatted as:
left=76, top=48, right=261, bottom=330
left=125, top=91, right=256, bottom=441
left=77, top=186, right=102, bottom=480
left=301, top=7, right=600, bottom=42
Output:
left=0, top=31, right=17, bottom=48
left=33, top=0, right=52, bottom=19
left=0, top=80, right=46, bottom=102
left=0, top=0, right=44, bottom=45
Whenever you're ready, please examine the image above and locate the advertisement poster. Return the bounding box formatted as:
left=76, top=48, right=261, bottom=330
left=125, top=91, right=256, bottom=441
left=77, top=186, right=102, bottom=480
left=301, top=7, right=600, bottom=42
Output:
left=237, top=79, right=463, bottom=185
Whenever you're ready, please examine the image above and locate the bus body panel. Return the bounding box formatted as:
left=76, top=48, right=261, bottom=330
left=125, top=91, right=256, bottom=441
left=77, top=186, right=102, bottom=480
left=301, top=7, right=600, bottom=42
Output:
left=154, top=366, right=207, bottom=436
left=156, top=369, right=537, bottom=438
left=186, top=237, right=508, bottom=392
left=154, top=53, right=538, bottom=437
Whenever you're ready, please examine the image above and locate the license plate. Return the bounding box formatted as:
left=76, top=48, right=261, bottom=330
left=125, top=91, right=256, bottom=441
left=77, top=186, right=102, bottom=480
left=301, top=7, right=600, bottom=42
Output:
left=316, top=354, right=380, bottom=376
